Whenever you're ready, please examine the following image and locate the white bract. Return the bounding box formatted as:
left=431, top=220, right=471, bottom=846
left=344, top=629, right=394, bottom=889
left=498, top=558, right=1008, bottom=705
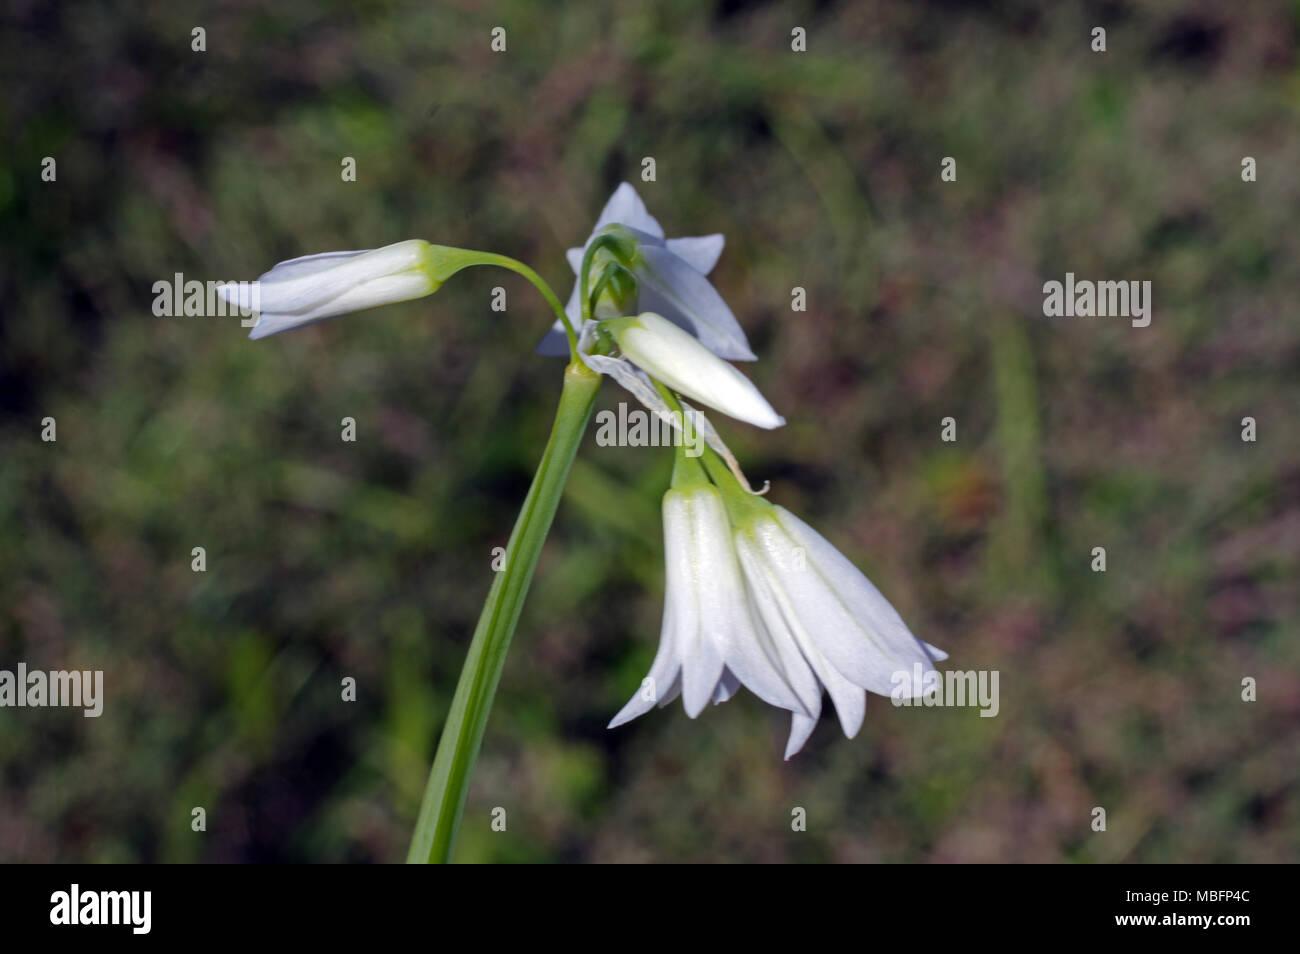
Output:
left=222, top=240, right=441, bottom=340
left=609, top=486, right=810, bottom=728
left=603, top=313, right=784, bottom=429
left=540, top=182, right=756, bottom=361
left=734, top=506, right=947, bottom=758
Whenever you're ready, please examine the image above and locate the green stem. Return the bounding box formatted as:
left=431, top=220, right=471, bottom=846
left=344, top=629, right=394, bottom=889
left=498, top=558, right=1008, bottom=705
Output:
left=579, top=233, right=630, bottom=321
left=407, top=358, right=601, bottom=863
left=586, top=262, right=636, bottom=319
left=448, top=250, right=579, bottom=353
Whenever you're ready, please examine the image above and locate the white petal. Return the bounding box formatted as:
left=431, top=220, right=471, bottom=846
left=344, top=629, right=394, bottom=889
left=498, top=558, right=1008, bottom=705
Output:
left=610, top=313, right=782, bottom=429
left=592, top=182, right=664, bottom=238
left=542, top=197, right=742, bottom=360
left=607, top=649, right=681, bottom=728
left=257, top=241, right=429, bottom=315
left=566, top=246, right=585, bottom=275
left=712, top=669, right=741, bottom=704
left=719, top=602, right=810, bottom=715
left=608, top=496, right=691, bottom=730
left=246, top=271, right=436, bottom=340
left=666, top=234, right=725, bottom=275
left=736, top=540, right=825, bottom=716
left=608, top=590, right=683, bottom=729
left=319, top=271, right=434, bottom=315
left=687, top=489, right=808, bottom=715
left=655, top=672, right=683, bottom=708
left=740, top=513, right=932, bottom=697
left=637, top=244, right=756, bottom=361
left=815, top=657, right=866, bottom=738
left=661, top=493, right=725, bottom=718
left=221, top=256, right=373, bottom=315
left=234, top=241, right=437, bottom=339
left=246, top=313, right=303, bottom=341
left=260, top=248, right=371, bottom=281
left=785, top=713, right=820, bottom=760
left=534, top=330, right=570, bottom=356
left=775, top=507, right=941, bottom=681
left=681, top=634, right=725, bottom=718
left=737, top=536, right=863, bottom=736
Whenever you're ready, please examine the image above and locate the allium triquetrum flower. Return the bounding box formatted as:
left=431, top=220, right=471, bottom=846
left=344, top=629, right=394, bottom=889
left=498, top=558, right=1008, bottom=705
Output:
left=734, top=504, right=948, bottom=758
left=539, top=182, right=756, bottom=361
left=610, top=448, right=947, bottom=760
left=609, top=482, right=811, bottom=729
left=222, top=240, right=455, bottom=340
left=601, top=313, right=784, bottom=430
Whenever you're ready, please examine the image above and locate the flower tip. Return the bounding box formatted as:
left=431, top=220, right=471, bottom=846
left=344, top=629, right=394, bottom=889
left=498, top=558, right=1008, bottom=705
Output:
left=608, top=312, right=784, bottom=430
left=731, top=399, right=784, bottom=430
left=246, top=317, right=279, bottom=340
left=607, top=697, right=650, bottom=730
left=784, top=714, right=818, bottom=758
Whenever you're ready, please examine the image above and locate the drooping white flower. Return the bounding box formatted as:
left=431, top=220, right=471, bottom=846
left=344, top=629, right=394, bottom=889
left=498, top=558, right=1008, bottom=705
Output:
left=734, top=505, right=947, bottom=759
left=539, top=183, right=756, bottom=361
left=609, top=485, right=811, bottom=728
left=601, top=313, right=784, bottom=429
left=222, top=240, right=443, bottom=340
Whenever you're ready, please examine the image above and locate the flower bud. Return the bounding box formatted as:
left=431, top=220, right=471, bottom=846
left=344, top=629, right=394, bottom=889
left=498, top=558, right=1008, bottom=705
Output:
left=603, top=312, right=784, bottom=429
left=224, top=240, right=450, bottom=339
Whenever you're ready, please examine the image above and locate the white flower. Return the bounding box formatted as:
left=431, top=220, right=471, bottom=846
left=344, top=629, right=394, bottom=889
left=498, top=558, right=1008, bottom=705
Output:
left=539, top=183, right=756, bottom=361
left=602, top=313, right=784, bottom=429
left=222, top=240, right=441, bottom=340
left=609, top=485, right=812, bottom=728
left=734, top=506, right=947, bottom=759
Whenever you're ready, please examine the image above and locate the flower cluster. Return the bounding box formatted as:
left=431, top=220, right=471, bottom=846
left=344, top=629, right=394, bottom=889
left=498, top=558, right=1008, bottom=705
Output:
left=563, top=186, right=947, bottom=757
left=227, top=183, right=945, bottom=758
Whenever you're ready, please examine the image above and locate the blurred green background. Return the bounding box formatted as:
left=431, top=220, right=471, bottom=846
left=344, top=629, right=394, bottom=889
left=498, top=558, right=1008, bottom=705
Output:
left=1, top=0, right=1297, bottom=863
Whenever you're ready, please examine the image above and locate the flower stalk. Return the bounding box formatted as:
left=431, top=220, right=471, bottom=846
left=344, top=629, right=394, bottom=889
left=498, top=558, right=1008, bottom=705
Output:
left=407, top=358, right=601, bottom=863
left=466, top=250, right=580, bottom=352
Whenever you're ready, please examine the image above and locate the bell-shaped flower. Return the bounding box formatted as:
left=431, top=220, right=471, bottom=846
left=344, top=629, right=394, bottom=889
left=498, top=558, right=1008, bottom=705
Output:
left=221, top=240, right=447, bottom=340
left=539, top=183, right=756, bottom=361
left=733, top=505, right=947, bottom=758
left=609, top=485, right=811, bottom=728
left=601, top=312, right=784, bottom=429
